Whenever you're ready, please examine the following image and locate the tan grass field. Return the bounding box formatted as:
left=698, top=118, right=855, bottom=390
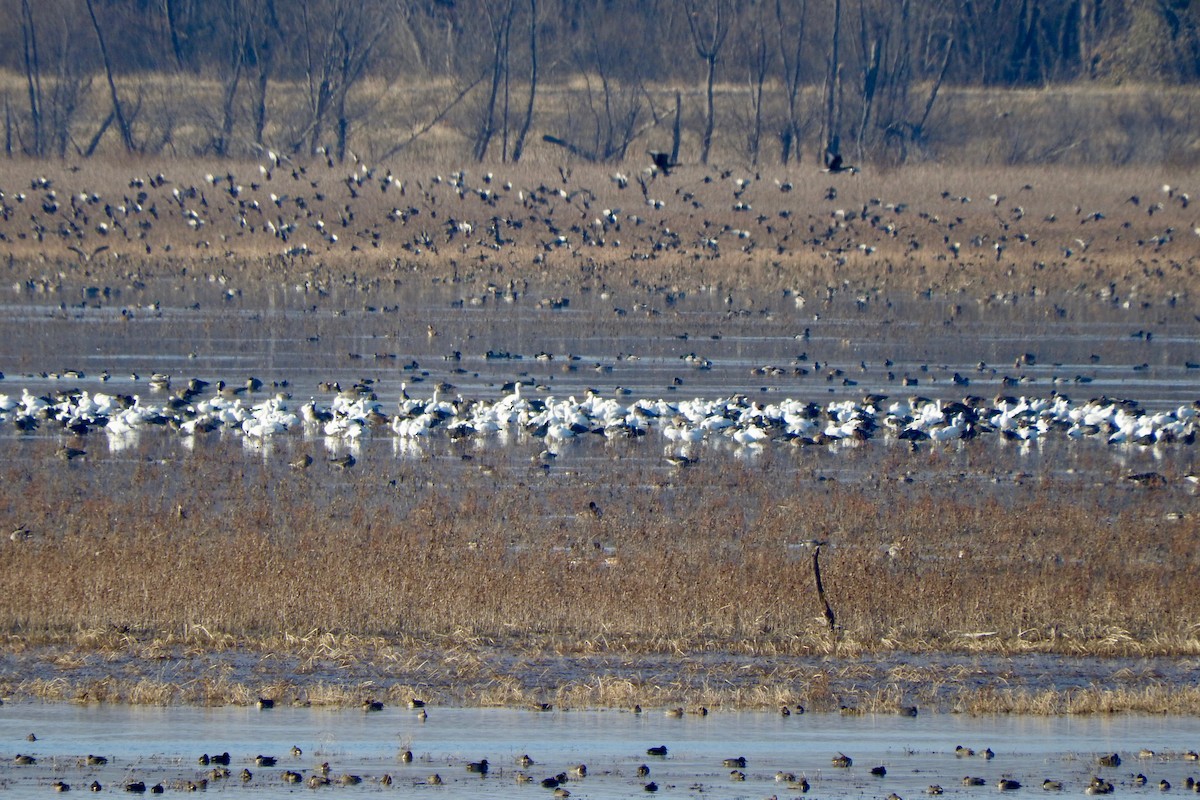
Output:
left=3, top=70, right=1198, bottom=168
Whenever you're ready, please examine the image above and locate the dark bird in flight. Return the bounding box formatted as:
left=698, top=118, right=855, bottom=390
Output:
left=648, top=150, right=679, bottom=176
left=824, top=150, right=858, bottom=174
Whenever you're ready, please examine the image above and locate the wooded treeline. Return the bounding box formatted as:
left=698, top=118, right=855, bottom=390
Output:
left=3, top=0, right=1199, bottom=165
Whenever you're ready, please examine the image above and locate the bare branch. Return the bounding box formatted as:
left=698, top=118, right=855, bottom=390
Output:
left=377, top=73, right=487, bottom=162
left=85, top=0, right=135, bottom=153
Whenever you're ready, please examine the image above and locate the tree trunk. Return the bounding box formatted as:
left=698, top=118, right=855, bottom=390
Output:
left=20, top=0, right=44, bottom=156
left=378, top=73, right=485, bottom=162
left=784, top=6, right=804, bottom=149
left=86, top=0, right=135, bottom=153
left=309, top=81, right=329, bottom=157
left=335, top=89, right=348, bottom=163
left=84, top=110, right=115, bottom=158
left=473, top=50, right=501, bottom=160
left=856, top=37, right=880, bottom=164
left=300, top=0, right=325, bottom=157
left=216, top=41, right=244, bottom=157
left=474, top=2, right=514, bottom=162
left=812, top=546, right=836, bottom=634
left=5, top=98, right=13, bottom=158
left=501, top=25, right=511, bottom=162
left=510, top=0, right=537, bottom=163
left=750, top=80, right=763, bottom=166
left=1079, top=0, right=1097, bottom=78
left=50, top=32, right=88, bottom=159
left=746, top=20, right=770, bottom=167
left=252, top=50, right=273, bottom=146
left=252, top=72, right=270, bottom=146
left=670, top=90, right=682, bottom=165
left=824, top=0, right=842, bottom=160
left=251, top=0, right=278, bottom=146
left=686, top=0, right=729, bottom=166
left=701, top=55, right=716, bottom=164
left=162, top=0, right=187, bottom=71
left=776, top=0, right=808, bottom=164
left=914, top=37, right=954, bottom=143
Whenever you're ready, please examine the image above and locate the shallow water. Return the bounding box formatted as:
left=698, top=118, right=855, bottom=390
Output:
left=2, top=704, right=1200, bottom=797
left=4, top=278, right=1199, bottom=406
left=2, top=276, right=1198, bottom=495
left=2, top=272, right=1200, bottom=561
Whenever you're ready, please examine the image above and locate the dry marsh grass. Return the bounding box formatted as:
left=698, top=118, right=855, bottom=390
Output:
left=1, top=70, right=1197, bottom=168
left=2, top=441, right=1200, bottom=690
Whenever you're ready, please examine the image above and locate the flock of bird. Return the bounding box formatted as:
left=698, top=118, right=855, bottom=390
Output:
left=0, top=151, right=1195, bottom=279
left=10, top=739, right=1200, bottom=796
left=2, top=158, right=1196, bottom=469
left=1, top=379, right=1197, bottom=463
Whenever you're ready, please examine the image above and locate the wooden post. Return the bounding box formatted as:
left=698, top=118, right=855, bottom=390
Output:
left=812, top=545, right=836, bottom=633
left=4, top=97, right=12, bottom=158
left=670, top=91, right=682, bottom=166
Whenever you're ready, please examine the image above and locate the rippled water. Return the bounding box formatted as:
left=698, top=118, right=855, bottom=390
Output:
left=4, top=277, right=1199, bottom=405
left=3, top=277, right=1198, bottom=488
left=3, top=704, right=1200, bottom=798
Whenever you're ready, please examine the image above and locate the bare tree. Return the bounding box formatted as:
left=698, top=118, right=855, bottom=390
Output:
left=685, top=0, right=731, bottom=165
left=775, top=0, right=810, bottom=164
left=738, top=4, right=773, bottom=166
left=85, top=0, right=136, bottom=153
left=822, top=0, right=844, bottom=162
left=196, top=0, right=282, bottom=156
left=844, top=0, right=954, bottom=164
left=5, top=98, right=13, bottom=158
left=472, top=0, right=517, bottom=162
left=18, top=0, right=44, bottom=156
left=376, top=74, right=485, bottom=162
left=671, top=90, right=682, bottom=165
left=852, top=0, right=884, bottom=164
left=249, top=0, right=280, bottom=148
left=543, top=72, right=644, bottom=162
left=294, top=0, right=395, bottom=161
left=509, top=0, right=538, bottom=163
left=48, top=17, right=93, bottom=158
left=211, top=0, right=250, bottom=156
left=541, top=9, right=651, bottom=163
left=160, top=0, right=191, bottom=71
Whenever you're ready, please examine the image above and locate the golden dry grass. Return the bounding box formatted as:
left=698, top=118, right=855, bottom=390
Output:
left=2, top=69, right=1198, bottom=168
left=1, top=443, right=1197, bottom=662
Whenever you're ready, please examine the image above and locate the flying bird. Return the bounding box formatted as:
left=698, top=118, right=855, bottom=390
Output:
left=67, top=244, right=110, bottom=263
left=824, top=151, right=857, bottom=174
left=648, top=151, right=679, bottom=176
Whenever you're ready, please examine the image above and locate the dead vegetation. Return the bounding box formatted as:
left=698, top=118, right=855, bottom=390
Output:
left=0, top=429, right=1198, bottom=710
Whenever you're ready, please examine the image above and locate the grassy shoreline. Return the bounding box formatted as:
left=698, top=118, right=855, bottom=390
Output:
left=4, top=451, right=1198, bottom=648
left=2, top=440, right=1197, bottom=714
left=5, top=631, right=1200, bottom=715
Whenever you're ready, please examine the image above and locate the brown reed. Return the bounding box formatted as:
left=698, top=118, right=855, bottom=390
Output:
left=1, top=440, right=1196, bottom=660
